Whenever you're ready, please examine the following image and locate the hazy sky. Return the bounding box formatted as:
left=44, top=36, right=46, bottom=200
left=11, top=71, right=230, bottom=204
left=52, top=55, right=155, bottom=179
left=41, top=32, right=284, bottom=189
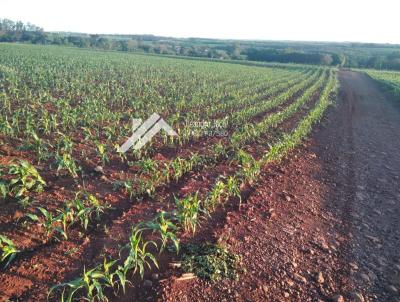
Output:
left=1, top=0, right=399, bottom=44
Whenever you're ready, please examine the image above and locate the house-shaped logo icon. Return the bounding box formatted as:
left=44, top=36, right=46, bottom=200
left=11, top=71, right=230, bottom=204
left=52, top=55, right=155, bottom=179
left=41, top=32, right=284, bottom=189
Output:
left=119, top=113, right=177, bottom=153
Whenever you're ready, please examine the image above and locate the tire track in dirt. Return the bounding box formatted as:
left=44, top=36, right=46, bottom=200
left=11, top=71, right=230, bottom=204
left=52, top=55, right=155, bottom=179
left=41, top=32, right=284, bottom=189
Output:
left=332, top=71, right=400, bottom=301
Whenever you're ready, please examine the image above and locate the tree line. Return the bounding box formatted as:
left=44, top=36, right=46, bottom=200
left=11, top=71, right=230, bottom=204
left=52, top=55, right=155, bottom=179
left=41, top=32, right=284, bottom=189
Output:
left=0, top=18, right=46, bottom=44
left=1, top=18, right=400, bottom=70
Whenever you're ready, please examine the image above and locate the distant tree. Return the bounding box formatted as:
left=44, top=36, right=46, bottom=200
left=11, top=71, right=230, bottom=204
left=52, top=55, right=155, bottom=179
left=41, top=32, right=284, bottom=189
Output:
left=231, top=43, right=242, bottom=59
left=15, top=21, right=24, bottom=31
left=0, top=18, right=45, bottom=43
left=96, top=37, right=111, bottom=50
left=89, top=34, right=100, bottom=47
left=320, top=54, right=334, bottom=65
left=179, top=46, right=190, bottom=56
left=127, top=39, right=138, bottom=51
left=154, top=43, right=169, bottom=54
left=115, top=40, right=128, bottom=51
left=214, top=49, right=230, bottom=60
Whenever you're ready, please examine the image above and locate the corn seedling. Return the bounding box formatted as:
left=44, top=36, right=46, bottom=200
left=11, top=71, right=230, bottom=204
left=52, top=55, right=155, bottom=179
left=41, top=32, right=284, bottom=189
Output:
left=0, top=180, right=8, bottom=199
left=137, top=178, right=156, bottom=198
left=114, top=144, right=127, bottom=162
left=113, top=265, right=132, bottom=295
left=6, top=160, right=46, bottom=205
left=0, top=235, right=19, bottom=268
left=49, top=265, right=111, bottom=302
left=213, top=142, right=229, bottom=160
left=69, top=193, right=109, bottom=230
left=30, top=131, right=50, bottom=163
left=55, top=152, right=80, bottom=178
left=56, top=134, right=74, bottom=154
left=113, top=180, right=135, bottom=199
left=26, top=207, right=64, bottom=240
left=56, top=206, right=75, bottom=240
left=171, top=157, right=186, bottom=182
left=174, top=192, right=201, bottom=234
left=146, top=211, right=180, bottom=253
left=235, top=149, right=260, bottom=184
left=204, top=180, right=227, bottom=212
left=96, top=142, right=109, bottom=166
left=226, top=176, right=242, bottom=205
left=121, top=226, right=159, bottom=279
left=137, top=158, right=158, bottom=174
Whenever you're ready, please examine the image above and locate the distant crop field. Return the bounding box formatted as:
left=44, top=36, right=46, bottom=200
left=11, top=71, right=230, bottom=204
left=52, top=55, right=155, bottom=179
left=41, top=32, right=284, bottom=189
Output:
left=364, top=69, right=400, bottom=99
left=0, top=43, right=337, bottom=301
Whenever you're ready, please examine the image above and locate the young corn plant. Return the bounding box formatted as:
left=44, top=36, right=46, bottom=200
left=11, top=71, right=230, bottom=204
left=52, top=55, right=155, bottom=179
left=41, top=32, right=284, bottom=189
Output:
left=137, top=158, right=158, bottom=174
left=174, top=192, right=201, bottom=234
left=161, top=162, right=172, bottom=184
left=0, top=235, right=19, bottom=268
left=30, top=131, right=50, bottom=163
left=86, top=193, right=108, bottom=221
left=114, top=144, right=127, bottom=163
left=49, top=265, right=111, bottom=302
left=236, top=149, right=260, bottom=184
left=81, top=126, right=93, bottom=141
left=0, top=180, right=8, bottom=199
left=24, top=113, right=35, bottom=138
left=39, top=111, right=52, bottom=135
left=204, top=180, right=227, bottom=213
left=171, top=157, right=186, bottom=182
left=94, top=257, right=132, bottom=295
left=213, top=142, right=229, bottom=160
left=104, top=126, right=116, bottom=141
left=146, top=211, right=180, bottom=253
left=26, top=207, right=65, bottom=240
left=137, top=178, right=156, bottom=198
left=96, top=142, right=109, bottom=166
left=112, top=265, right=131, bottom=295
left=69, top=197, right=91, bottom=230
left=100, top=257, right=119, bottom=292
left=121, top=226, right=158, bottom=279
left=56, top=206, right=75, bottom=240
left=226, top=176, right=242, bottom=205
left=175, top=128, right=184, bottom=146
left=188, top=152, right=206, bottom=171
left=113, top=180, right=136, bottom=199
left=57, top=134, right=74, bottom=154
left=0, top=117, right=14, bottom=136
left=55, top=152, right=80, bottom=178
left=69, top=193, right=109, bottom=231
left=6, top=160, right=46, bottom=205
left=0, top=165, right=9, bottom=199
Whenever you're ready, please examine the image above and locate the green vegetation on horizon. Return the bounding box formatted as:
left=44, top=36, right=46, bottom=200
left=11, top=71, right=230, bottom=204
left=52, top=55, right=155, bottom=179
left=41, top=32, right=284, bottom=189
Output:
left=2, top=18, right=400, bottom=70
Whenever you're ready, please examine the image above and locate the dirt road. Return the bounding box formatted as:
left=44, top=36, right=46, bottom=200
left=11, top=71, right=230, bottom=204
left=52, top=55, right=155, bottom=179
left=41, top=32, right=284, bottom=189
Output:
left=325, top=71, right=400, bottom=301
left=161, top=71, right=400, bottom=301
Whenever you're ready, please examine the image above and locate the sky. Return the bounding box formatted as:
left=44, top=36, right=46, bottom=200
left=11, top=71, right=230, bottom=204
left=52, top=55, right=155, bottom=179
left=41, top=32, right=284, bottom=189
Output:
left=1, top=0, right=399, bottom=44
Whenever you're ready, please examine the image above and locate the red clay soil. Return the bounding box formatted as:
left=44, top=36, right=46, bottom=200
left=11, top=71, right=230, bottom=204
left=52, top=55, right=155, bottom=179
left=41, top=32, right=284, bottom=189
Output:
left=158, top=71, right=400, bottom=302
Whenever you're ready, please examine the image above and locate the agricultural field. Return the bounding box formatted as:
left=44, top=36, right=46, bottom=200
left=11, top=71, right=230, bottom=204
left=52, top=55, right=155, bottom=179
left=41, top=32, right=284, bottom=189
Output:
left=0, top=43, right=337, bottom=301
left=363, top=69, right=400, bottom=99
